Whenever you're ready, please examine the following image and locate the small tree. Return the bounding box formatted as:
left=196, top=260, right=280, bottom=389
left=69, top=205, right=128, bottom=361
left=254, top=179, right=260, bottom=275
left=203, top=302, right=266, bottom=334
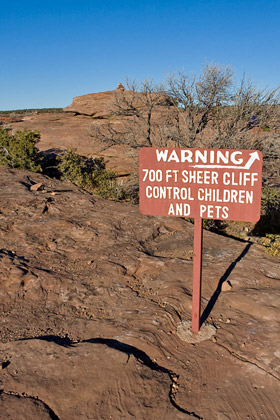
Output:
left=0, top=127, right=42, bottom=172
left=167, top=64, right=234, bottom=146
left=209, top=77, right=280, bottom=149
left=166, top=65, right=280, bottom=177
left=167, top=65, right=280, bottom=148
left=91, top=65, right=280, bottom=178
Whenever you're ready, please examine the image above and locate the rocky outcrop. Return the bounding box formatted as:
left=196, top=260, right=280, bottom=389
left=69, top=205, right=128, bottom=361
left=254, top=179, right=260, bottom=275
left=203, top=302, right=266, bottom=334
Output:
left=63, top=84, right=174, bottom=118
left=6, top=88, right=175, bottom=177
left=63, top=89, right=118, bottom=118
left=117, top=82, right=125, bottom=90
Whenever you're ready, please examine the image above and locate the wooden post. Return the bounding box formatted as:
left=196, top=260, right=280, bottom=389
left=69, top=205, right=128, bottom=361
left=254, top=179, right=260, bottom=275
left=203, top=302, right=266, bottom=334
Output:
left=192, top=217, right=203, bottom=333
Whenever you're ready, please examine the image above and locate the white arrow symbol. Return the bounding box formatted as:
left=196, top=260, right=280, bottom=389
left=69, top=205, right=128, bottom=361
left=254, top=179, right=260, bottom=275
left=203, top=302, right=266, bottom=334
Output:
left=190, top=151, right=260, bottom=170
left=243, top=151, right=260, bottom=169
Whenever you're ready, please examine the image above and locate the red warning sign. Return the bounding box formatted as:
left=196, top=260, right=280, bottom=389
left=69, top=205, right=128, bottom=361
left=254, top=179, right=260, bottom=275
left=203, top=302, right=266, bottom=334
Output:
left=139, top=148, right=263, bottom=222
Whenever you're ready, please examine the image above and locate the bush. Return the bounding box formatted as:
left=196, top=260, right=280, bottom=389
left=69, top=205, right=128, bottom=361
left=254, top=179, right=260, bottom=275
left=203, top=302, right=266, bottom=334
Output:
left=0, top=127, right=42, bottom=172
left=260, top=234, right=280, bottom=257
left=58, top=149, right=128, bottom=200
left=58, top=148, right=93, bottom=188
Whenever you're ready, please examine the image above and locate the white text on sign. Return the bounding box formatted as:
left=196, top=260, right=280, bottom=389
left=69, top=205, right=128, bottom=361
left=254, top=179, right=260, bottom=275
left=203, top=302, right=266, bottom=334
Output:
left=139, top=148, right=263, bottom=222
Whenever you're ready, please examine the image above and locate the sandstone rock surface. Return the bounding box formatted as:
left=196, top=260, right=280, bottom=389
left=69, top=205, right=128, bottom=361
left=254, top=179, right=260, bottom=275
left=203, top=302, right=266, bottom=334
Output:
left=63, top=86, right=174, bottom=118
left=5, top=112, right=135, bottom=175
left=0, top=167, right=279, bottom=420
left=4, top=89, right=279, bottom=188
left=64, top=90, right=118, bottom=118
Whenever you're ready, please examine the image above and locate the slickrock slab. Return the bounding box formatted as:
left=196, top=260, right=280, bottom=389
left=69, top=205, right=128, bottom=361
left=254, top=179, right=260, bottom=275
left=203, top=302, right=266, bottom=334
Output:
left=0, top=167, right=279, bottom=420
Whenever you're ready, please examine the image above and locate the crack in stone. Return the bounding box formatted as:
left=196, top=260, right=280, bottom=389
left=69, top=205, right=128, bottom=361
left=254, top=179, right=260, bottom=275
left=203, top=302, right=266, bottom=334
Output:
left=14, top=335, right=203, bottom=419
left=0, top=389, right=61, bottom=420
left=216, top=342, right=280, bottom=382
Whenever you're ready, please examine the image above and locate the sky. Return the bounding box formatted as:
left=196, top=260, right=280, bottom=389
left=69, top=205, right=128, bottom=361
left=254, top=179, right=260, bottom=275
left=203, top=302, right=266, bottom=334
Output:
left=1, top=0, right=279, bottom=110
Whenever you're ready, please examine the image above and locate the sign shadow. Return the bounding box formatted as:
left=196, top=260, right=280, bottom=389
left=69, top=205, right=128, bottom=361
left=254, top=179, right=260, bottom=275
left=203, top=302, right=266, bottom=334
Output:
left=200, top=242, right=252, bottom=326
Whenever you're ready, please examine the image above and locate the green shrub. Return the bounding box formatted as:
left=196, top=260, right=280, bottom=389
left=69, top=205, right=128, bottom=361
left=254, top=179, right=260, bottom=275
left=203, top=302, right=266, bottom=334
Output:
left=0, top=108, right=63, bottom=116
left=58, top=148, right=92, bottom=188
left=0, top=127, right=42, bottom=172
left=260, top=234, right=280, bottom=257
left=94, top=174, right=129, bottom=200
left=58, top=148, right=128, bottom=200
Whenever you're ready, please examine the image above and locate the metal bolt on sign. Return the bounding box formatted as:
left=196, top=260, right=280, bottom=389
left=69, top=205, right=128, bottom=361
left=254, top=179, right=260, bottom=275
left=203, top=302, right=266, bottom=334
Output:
left=139, top=148, right=262, bottom=333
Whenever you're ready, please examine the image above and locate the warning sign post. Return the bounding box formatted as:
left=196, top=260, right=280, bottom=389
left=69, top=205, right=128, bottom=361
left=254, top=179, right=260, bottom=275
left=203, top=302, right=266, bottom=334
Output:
left=139, top=148, right=262, bottom=333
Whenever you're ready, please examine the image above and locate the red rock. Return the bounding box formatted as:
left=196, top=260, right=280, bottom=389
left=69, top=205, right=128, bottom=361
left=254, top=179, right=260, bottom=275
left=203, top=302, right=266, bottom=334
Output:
left=0, top=167, right=279, bottom=420
left=117, top=82, right=125, bottom=90
left=64, top=90, right=118, bottom=118
left=64, top=87, right=173, bottom=118
left=30, top=182, right=45, bottom=191
left=221, top=280, right=233, bottom=292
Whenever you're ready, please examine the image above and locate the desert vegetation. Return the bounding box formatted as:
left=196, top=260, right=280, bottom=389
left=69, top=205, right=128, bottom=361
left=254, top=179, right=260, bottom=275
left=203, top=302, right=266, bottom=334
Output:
left=94, top=64, right=280, bottom=181
left=90, top=64, right=280, bottom=251
left=1, top=64, right=279, bottom=254
left=0, top=127, right=42, bottom=172
left=0, top=108, right=63, bottom=116
left=58, top=148, right=129, bottom=200
left=0, top=127, right=127, bottom=201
